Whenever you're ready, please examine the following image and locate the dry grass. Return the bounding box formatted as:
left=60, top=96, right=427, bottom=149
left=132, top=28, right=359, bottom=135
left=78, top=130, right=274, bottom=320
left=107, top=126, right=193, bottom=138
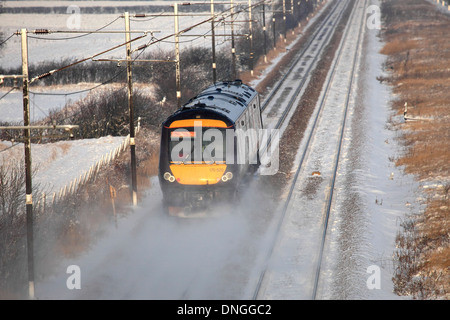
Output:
left=380, top=39, right=421, bottom=55
left=381, top=0, right=450, bottom=299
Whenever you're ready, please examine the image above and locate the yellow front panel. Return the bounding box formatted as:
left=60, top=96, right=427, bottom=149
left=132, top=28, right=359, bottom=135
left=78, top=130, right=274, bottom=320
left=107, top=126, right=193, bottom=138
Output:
left=168, top=119, right=229, bottom=128
left=170, top=164, right=227, bottom=185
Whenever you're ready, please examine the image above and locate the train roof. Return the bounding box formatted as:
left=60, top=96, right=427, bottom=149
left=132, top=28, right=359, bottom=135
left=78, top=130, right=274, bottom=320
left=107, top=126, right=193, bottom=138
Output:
left=176, top=80, right=258, bottom=123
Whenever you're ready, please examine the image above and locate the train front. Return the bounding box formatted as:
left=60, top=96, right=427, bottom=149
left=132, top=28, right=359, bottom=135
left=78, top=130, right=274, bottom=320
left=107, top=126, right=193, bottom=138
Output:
left=158, top=108, right=238, bottom=217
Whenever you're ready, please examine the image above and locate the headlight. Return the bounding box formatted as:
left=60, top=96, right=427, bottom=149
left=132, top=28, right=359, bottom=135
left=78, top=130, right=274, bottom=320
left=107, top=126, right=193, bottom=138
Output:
left=221, top=172, right=233, bottom=182
left=164, top=172, right=175, bottom=183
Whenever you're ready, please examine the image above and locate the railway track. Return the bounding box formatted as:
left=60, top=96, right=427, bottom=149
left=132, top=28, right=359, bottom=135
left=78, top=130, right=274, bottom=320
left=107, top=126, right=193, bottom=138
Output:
left=253, top=0, right=367, bottom=300
left=259, top=0, right=348, bottom=157
left=148, top=0, right=365, bottom=300
left=174, top=0, right=355, bottom=299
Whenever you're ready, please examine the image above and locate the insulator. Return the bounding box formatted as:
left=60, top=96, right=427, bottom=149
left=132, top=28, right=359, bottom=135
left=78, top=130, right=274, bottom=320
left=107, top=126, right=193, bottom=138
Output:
left=34, top=29, right=50, bottom=34
left=136, top=44, right=147, bottom=51
left=37, top=72, right=51, bottom=79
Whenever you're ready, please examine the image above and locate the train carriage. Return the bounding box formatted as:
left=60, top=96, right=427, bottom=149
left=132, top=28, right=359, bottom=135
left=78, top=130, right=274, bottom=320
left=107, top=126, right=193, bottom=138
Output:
left=158, top=80, right=263, bottom=217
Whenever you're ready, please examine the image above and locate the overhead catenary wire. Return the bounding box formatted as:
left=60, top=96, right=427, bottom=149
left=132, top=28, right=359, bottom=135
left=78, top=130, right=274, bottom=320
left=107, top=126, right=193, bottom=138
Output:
left=8, top=0, right=269, bottom=87
left=0, top=3, right=247, bottom=111
left=0, top=0, right=275, bottom=107
left=0, top=86, right=18, bottom=101
left=2, top=0, right=272, bottom=107
left=0, top=142, right=21, bottom=153
left=131, top=0, right=268, bottom=53
left=28, top=68, right=126, bottom=97
left=0, top=33, right=16, bottom=47
left=27, top=31, right=154, bottom=98
left=26, top=16, right=123, bottom=41
left=27, top=32, right=148, bottom=84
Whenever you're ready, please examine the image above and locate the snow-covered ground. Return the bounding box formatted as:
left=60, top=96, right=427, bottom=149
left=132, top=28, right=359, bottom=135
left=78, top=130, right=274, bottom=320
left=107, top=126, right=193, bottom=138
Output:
left=319, top=0, right=419, bottom=299
left=0, top=135, right=127, bottom=195
left=0, top=85, right=92, bottom=123
left=1, top=0, right=423, bottom=300
left=256, top=0, right=369, bottom=299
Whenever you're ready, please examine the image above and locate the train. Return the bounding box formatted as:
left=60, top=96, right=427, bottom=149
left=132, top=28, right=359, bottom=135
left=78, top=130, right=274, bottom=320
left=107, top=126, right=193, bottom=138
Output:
left=158, top=80, right=263, bottom=217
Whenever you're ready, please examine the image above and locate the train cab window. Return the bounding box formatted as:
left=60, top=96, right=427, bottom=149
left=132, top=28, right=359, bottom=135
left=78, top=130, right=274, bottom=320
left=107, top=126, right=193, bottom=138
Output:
left=169, top=128, right=227, bottom=164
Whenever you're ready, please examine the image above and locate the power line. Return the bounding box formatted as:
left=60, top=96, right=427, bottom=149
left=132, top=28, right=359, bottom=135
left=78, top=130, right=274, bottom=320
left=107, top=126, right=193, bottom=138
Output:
left=0, top=86, right=18, bottom=101
left=26, top=16, right=122, bottom=41
left=2, top=0, right=273, bottom=104
left=29, top=68, right=125, bottom=96
left=27, top=33, right=148, bottom=84
left=9, top=0, right=268, bottom=87
left=0, top=33, right=15, bottom=46
left=0, top=142, right=21, bottom=154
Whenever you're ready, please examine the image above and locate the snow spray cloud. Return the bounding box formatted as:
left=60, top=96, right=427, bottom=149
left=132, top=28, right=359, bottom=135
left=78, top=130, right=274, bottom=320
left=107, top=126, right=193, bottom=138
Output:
left=67, top=5, right=81, bottom=30
left=170, top=123, right=279, bottom=175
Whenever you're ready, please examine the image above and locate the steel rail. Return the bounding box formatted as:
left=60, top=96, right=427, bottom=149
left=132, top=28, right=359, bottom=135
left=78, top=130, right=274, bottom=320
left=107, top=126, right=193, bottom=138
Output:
left=252, top=0, right=353, bottom=299
left=252, top=0, right=367, bottom=300
left=258, top=0, right=346, bottom=165
left=259, top=0, right=344, bottom=112
left=311, top=0, right=367, bottom=300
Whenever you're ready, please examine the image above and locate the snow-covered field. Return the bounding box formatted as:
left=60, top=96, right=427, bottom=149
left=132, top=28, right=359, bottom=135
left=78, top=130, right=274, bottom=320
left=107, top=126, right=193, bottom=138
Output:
left=0, top=135, right=127, bottom=195
left=0, top=1, right=246, bottom=70
left=0, top=84, right=92, bottom=122
left=0, top=1, right=252, bottom=120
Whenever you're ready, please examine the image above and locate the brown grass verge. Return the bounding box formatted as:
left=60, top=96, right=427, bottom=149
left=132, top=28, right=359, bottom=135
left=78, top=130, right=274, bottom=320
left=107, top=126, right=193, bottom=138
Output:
left=381, top=0, right=450, bottom=299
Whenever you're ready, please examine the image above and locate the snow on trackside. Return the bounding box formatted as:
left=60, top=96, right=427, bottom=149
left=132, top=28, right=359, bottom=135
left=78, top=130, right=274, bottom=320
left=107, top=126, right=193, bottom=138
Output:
left=319, top=0, right=419, bottom=299
left=0, top=135, right=127, bottom=195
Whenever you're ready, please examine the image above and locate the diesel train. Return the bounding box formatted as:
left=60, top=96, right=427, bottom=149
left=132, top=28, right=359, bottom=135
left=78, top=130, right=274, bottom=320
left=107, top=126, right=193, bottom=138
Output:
left=158, top=80, right=263, bottom=217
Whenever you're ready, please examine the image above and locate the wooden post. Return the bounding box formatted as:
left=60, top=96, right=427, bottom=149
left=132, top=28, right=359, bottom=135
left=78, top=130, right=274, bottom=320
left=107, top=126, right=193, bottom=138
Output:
left=21, top=28, right=35, bottom=300
left=211, top=0, right=217, bottom=83
left=262, top=1, right=267, bottom=62
left=231, top=0, right=237, bottom=79
left=283, top=0, right=286, bottom=42
left=248, top=0, right=254, bottom=76
left=109, top=185, right=117, bottom=228
left=174, top=3, right=182, bottom=109
left=124, top=12, right=138, bottom=206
